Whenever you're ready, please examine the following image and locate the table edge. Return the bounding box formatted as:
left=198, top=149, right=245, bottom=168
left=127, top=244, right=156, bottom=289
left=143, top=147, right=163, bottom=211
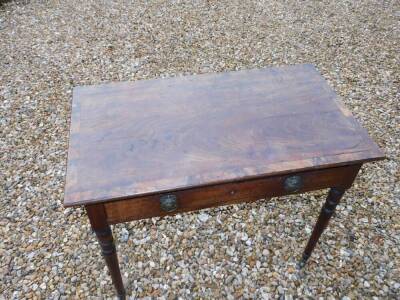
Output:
left=63, top=155, right=385, bottom=208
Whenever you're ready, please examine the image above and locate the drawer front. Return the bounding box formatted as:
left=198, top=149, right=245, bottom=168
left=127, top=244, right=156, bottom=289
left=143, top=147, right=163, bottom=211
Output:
left=104, top=164, right=360, bottom=224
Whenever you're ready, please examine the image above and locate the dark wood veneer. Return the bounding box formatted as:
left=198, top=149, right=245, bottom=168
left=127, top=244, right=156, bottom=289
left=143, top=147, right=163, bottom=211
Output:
left=64, top=64, right=384, bottom=298
left=104, top=164, right=361, bottom=224
left=64, top=64, right=382, bottom=207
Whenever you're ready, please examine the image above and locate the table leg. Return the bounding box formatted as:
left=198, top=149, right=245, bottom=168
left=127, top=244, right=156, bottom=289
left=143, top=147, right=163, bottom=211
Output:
left=86, top=204, right=126, bottom=299
left=298, top=187, right=346, bottom=268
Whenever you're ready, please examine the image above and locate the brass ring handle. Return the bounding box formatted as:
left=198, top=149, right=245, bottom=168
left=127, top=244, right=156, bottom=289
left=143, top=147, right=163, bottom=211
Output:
left=284, top=175, right=303, bottom=193
left=160, top=194, right=178, bottom=212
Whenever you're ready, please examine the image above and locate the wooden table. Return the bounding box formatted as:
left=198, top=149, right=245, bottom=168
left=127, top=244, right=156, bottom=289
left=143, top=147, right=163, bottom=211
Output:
left=64, top=64, right=384, bottom=298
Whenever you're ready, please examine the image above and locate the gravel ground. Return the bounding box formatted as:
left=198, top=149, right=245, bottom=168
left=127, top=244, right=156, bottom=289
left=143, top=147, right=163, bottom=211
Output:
left=1, top=0, right=399, bottom=299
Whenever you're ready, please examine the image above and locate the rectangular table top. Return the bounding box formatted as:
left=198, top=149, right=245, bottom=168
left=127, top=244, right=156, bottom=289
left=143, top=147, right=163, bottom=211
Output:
left=64, top=64, right=384, bottom=207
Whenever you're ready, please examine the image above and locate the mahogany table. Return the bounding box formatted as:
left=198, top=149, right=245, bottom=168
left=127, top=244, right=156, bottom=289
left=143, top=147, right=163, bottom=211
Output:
left=64, top=64, right=384, bottom=298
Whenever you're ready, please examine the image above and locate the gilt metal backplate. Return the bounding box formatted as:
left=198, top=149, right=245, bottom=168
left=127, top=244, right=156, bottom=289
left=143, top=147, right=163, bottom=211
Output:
left=284, top=175, right=303, bottom=193
left=160, top=194, right=178, bottom=212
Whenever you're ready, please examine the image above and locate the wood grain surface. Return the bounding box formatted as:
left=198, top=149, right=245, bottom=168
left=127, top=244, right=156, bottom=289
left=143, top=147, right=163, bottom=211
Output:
left=104, top=165, right=361, bottom=224
left=64, top=64, right=383, bottom=206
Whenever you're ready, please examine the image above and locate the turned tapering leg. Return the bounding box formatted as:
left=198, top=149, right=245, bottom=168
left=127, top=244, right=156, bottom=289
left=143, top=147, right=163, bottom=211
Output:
left=299, top=187, right=346, bottom=268
left=86, top=204, right=126, bottom=299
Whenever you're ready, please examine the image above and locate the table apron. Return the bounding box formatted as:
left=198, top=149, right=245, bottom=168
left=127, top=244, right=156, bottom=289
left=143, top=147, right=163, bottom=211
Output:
left=104, top=164, right=361, bottom=224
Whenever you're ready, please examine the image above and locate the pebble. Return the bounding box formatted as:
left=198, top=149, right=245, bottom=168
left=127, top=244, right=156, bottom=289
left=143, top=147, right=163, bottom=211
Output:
left=120, top=228, right=129, bottom=242
left=198, top=213, right=210, bottom=223
left=262, top=249, right=270, bottom=256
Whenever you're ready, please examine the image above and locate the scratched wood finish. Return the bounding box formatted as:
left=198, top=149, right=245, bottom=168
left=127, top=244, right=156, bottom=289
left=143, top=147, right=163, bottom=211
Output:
left=64, top=64, right=383, bottom=206
left=104, top=164, right=361, bottom=224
